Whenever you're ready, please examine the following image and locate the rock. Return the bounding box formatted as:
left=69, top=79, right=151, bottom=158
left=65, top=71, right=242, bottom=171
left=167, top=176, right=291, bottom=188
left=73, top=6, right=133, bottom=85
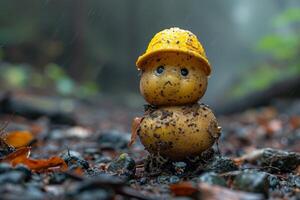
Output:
left=169, top=176, right=180, bottom=184
left=0, top=171, right=27, bottom=184
left=268, top=174, right=280, bottom=190
left=157, top=175, right=169, bottom=184
left=51, top=127, right=91, bottom=139
left=173, top=162, right=187, bottom=175
left=67, top=174, right=124, bottom=200
left=60, top=150, right=89, bottom=170
left=257, top=148, right=300, bottom=172
left=95, top=156, right=112, bottom=164
left=0, top=184, right=45, bottom=200
left=204, top=156, right=238, bottom=173
left=49, top=172, right=68, bottom=184
left=198, top=172, right=227, bottom=187
left=238, top=148, right=300, bottom=172
left=86, top=167, right=106, bottom=178
left=288, top=175, right=300, bottom=188
left=14, top=164, right=32, bottom=181
left=73, top=189, right=113, bottom=200
left=98, top=131, right=130, bottom=150
left=107, top=153, right=136, bottom=180
left=0, top=162, right=12, bottom=173
left=233, top=171, right=269, bottom=196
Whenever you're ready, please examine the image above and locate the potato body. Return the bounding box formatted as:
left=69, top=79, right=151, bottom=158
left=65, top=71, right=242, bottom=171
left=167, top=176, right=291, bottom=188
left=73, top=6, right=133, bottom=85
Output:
left=139, top=104, right=220, bottom=160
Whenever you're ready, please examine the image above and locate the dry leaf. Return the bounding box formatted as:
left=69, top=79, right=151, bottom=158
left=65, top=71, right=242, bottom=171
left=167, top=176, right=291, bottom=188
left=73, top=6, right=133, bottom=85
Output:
left=170, top=182, right=198, bottom=196
left=21, top=157, right=67, bottom=172
left=129, top=117, right=143, bottom=146
left=3, top=130, right=34, bottom=148
left=1, top=147, right=67, bottom=172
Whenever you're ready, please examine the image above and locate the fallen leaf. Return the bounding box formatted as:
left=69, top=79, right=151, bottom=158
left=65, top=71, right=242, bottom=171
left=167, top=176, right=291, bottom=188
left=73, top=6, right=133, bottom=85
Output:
left=2, top=147, right=30, bottom=164
left=3, top=130, right=34, bottom=148
left=21, top=157, right=67, bottom=172
left=129, top=117, right=143, bottom=146
left=170, top=182, right=198, bottom=196
left=1, top=147, right=67, bottom=172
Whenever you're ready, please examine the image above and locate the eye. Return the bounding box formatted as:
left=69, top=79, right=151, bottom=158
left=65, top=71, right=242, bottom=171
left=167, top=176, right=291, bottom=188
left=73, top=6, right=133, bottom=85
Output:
left=155, top=66, right=164, bottom=75
left=181, top=68, right=189, bottom=76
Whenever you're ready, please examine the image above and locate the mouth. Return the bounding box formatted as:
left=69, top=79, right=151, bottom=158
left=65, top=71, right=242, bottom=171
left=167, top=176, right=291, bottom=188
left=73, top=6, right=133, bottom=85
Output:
left=164, top=81, right=172, bottom=86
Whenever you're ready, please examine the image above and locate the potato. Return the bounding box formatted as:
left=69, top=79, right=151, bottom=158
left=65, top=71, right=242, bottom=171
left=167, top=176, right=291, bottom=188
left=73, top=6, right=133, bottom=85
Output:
left=139, top=52, right=208, bottom=106
left=139, top=104, right=221, bottom=160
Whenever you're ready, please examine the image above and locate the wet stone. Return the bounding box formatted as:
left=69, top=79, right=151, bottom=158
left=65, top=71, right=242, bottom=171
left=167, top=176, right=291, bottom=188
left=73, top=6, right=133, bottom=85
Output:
left=173, top=162, right=187, bottom=175
left=86, top=167, right=106, bottom=178
left=98, top=131, right=130, bottom=150
left=0, top=171, right=27, bottom=184
left=268, top=174, right=280, bottom=189
left=169, top=175, right=180, bottom=184
left=0, top=162, right=12, bottom=173
left=0, top=184, right=45, bottom=200
left=72, top=189, right=113, bottom=200
left=288, top=175, right=300, bottom=188
left=14, top=164, right=32, bottom=181
left=67, top=175, right=122, bottom=200
left=49, top=172, right=68, bottom=184
left=204, top=156, right=238, bottom=173
left=256, top=148, right=300, bottom=172
left=95, top=155, right=112, bottom=164
left=157, top=175, right=169, bottom=184
left=198, top=172, right=227, bottom=187
left=107, top=153, right=136, bottom=180
left=139, top=177, right=148, bottom=185
left=60, top=150, right=90, bottom=170
left=84, top=148, right=101, bottom=155
left=233, top=171, right=269, bottom=196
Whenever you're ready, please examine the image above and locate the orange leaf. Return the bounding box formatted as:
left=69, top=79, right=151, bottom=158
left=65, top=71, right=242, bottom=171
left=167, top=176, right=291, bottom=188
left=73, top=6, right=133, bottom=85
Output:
left=1, top=147, right=67, bottom=172
left=3, top=130, right=34, bottom=148
left=21, top=157, right=67, bottom=172
left=170, top=182, right=198, bottom=196
left=2, top=147, right=31, bottom=164
left=129, top=117, right=143, bottom=146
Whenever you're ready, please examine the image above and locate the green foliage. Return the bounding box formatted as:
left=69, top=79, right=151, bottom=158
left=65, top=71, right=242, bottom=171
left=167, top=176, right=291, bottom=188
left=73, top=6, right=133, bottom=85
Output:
left=1, top=65, right=29, bottom=88
left=231, top=7, right=300, bottom=98
left=0, top=62, right=99, bottom=98
left=231, top=64, right=300, bottom=97
left=256, top=35, right=299, bottom=60
left=273, top=8, right=300, bottom=27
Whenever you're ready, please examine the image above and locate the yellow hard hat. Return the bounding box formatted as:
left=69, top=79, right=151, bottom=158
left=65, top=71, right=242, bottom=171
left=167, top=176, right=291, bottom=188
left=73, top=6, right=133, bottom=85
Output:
left=136, top=27, right=211, bottom=76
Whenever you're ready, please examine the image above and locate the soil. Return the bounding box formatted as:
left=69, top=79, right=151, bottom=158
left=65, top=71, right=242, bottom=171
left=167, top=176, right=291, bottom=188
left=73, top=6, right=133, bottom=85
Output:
left=0, top=92, right=299, bottom=200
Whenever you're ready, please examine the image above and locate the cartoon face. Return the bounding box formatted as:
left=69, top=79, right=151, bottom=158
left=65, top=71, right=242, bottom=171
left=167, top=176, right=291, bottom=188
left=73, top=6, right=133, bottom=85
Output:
left=139, top=52, right=208, bottom=106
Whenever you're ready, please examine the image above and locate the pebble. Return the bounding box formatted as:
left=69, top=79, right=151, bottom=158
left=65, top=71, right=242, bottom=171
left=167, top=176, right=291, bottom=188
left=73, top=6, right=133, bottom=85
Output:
left=107, top=153, right=136, bottom=180
left=49, top=172, right=68, bottom=184
left=198, top=172, right=227, bottom=187
left=169, top=176, right=180, bottom=184
left=14, top=164, right=32, bottom=181
left=173, top=162, right=187, bottom=175
left=60, top=150, right=90, bottom=170
left=0, top=162, right=12, bottom=173
left=233, top=171, right=269, bottom=196
left=205, top=156, right=238, bottom=173
left=0, top=171, right=26, bottom=184
left=98, top=131, right=130, bottom=150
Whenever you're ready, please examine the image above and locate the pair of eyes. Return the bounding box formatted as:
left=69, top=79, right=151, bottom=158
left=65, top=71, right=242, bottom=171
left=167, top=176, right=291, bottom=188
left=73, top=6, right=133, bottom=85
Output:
left=155, top=66, right=189, bottom=76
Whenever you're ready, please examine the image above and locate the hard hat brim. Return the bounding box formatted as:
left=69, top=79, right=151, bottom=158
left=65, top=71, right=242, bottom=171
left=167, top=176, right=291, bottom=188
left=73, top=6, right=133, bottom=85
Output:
left=136, top=49, right=211, bottom=76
